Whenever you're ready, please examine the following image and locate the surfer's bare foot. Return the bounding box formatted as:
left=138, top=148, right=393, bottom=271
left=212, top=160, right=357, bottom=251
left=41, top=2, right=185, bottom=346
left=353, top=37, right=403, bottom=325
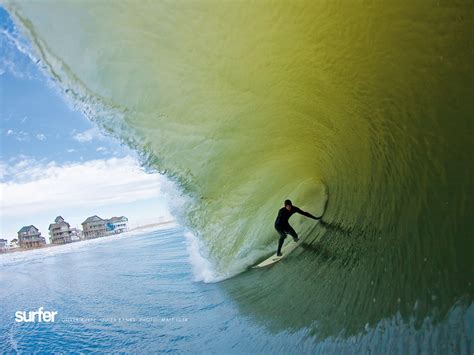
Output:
left=277, top=252, right=282, bottom=256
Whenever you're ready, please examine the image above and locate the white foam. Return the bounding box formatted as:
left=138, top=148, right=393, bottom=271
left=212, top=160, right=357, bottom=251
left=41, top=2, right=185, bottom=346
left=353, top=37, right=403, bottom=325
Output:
left=183, top=231, right=226, bottom=283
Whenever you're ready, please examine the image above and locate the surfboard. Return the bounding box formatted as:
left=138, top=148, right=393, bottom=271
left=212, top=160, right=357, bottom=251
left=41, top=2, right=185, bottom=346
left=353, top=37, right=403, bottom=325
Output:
left=252, top=237, right=304, bottom=268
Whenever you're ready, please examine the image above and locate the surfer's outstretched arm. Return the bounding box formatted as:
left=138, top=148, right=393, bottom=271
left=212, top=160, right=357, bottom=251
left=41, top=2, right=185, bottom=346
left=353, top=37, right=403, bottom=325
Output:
left=295, top=207, right=320, bottom=220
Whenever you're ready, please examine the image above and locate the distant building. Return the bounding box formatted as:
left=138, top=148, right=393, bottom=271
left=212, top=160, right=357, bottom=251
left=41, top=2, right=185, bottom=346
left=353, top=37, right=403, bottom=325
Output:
left=48, top=216, right=73, bottom=245
left=0, top=239, right=7, bottom=252
left=81, top=215, right=107, bottom=239
left=9, top=238, right=19, bottom=249
left=106, top=216, right=129, bottom=234
left=70, top=228, right=83, bottom=242
left=17, top=225, right=46, bottom=248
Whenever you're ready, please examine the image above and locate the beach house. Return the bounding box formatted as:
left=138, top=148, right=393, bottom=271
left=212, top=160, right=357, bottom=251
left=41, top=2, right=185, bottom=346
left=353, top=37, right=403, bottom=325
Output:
left=106, top=216, right=129, bottom=234
left=48, top=216, right=73, bottom=245
left=17, top=225, right=46, bottom=248
left=0, top=239, right=7, bottom=252
left=70, top=227, right=83, bottom=242
left=9, top=239, right=19, bottom=249
left=81, top=215, right=107, bottom=239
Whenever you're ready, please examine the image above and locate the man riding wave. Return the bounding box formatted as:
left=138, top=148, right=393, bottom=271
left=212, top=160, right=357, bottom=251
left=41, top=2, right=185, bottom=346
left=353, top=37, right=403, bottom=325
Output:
left=274, top=199, right=321, bottom=256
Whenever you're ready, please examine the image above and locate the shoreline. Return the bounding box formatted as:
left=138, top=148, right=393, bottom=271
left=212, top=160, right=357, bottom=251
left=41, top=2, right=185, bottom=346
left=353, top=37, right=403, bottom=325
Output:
left=1, top=220, right=176, bottom=255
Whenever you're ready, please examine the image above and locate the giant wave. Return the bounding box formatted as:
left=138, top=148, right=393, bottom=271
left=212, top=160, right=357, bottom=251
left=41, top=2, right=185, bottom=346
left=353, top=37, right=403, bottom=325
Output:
left=4, top=1, right=472, bottom=349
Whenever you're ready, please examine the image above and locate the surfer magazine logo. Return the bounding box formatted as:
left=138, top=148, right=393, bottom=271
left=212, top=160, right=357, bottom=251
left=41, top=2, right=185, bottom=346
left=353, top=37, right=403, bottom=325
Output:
left=15, top=307, right=58, bottom=323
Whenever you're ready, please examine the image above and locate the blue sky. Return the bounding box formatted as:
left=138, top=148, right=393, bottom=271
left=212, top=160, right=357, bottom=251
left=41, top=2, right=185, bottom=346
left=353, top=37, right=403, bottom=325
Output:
left=0, top=7, right=173, bottom=241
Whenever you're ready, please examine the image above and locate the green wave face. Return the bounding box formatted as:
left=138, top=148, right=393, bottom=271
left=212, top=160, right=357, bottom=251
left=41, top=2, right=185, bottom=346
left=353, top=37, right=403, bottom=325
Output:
left=6, top=0, right=472, bottom=344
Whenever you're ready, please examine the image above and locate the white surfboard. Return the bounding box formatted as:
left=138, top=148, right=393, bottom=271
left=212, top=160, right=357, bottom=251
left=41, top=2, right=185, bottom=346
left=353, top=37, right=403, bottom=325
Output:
left=252, top=237, right=304, bottom=268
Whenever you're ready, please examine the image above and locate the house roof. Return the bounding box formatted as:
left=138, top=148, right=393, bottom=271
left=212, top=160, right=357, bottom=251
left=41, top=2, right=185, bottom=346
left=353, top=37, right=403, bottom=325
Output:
left=108, top=216, right=128, bottom=223
left=49, top=220, right=70, bottom=230
left=18, top=225, right=38, bottom=234
left=82, top=215, right=104, bottom=224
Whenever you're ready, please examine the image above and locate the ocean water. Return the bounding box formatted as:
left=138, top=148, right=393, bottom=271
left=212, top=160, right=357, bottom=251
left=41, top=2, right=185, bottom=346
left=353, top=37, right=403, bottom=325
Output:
left=0, top=226, right=471, bottom=353
left=1, top=1, right=473, bottom=352
left=0, top=227, right=314, bottom=352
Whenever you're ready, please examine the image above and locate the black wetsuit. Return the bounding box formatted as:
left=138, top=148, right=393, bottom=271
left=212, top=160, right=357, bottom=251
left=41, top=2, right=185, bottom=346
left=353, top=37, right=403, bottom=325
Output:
left=274, top=206, right=318, bottom=254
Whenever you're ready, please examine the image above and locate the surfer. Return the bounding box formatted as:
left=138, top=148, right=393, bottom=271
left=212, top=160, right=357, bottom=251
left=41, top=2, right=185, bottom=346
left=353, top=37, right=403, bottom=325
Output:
left=274, top=199, right=320, bottom=256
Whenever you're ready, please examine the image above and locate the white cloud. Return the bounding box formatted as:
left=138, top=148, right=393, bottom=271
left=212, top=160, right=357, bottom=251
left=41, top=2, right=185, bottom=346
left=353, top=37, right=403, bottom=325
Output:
left=0, top=156, right=163, bottom=217
left=66, top=148, right=76, bottom=153
left=4, top=129, right=30, bottom=141
left=72, top=127, right=104, bottom=143
left=96, top=146, right=106, bottom=152
left=15, top=131, right=29, bottom=142
left=36, top=133, right=46, bottom=141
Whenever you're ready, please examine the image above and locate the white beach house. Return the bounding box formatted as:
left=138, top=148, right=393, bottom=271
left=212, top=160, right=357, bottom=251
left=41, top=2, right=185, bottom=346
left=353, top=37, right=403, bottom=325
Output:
left=9, top=239, right=19, bottom=249
left=70, top=227, right=83, bottom=242
left=106, top=216, right=129, bottom=234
